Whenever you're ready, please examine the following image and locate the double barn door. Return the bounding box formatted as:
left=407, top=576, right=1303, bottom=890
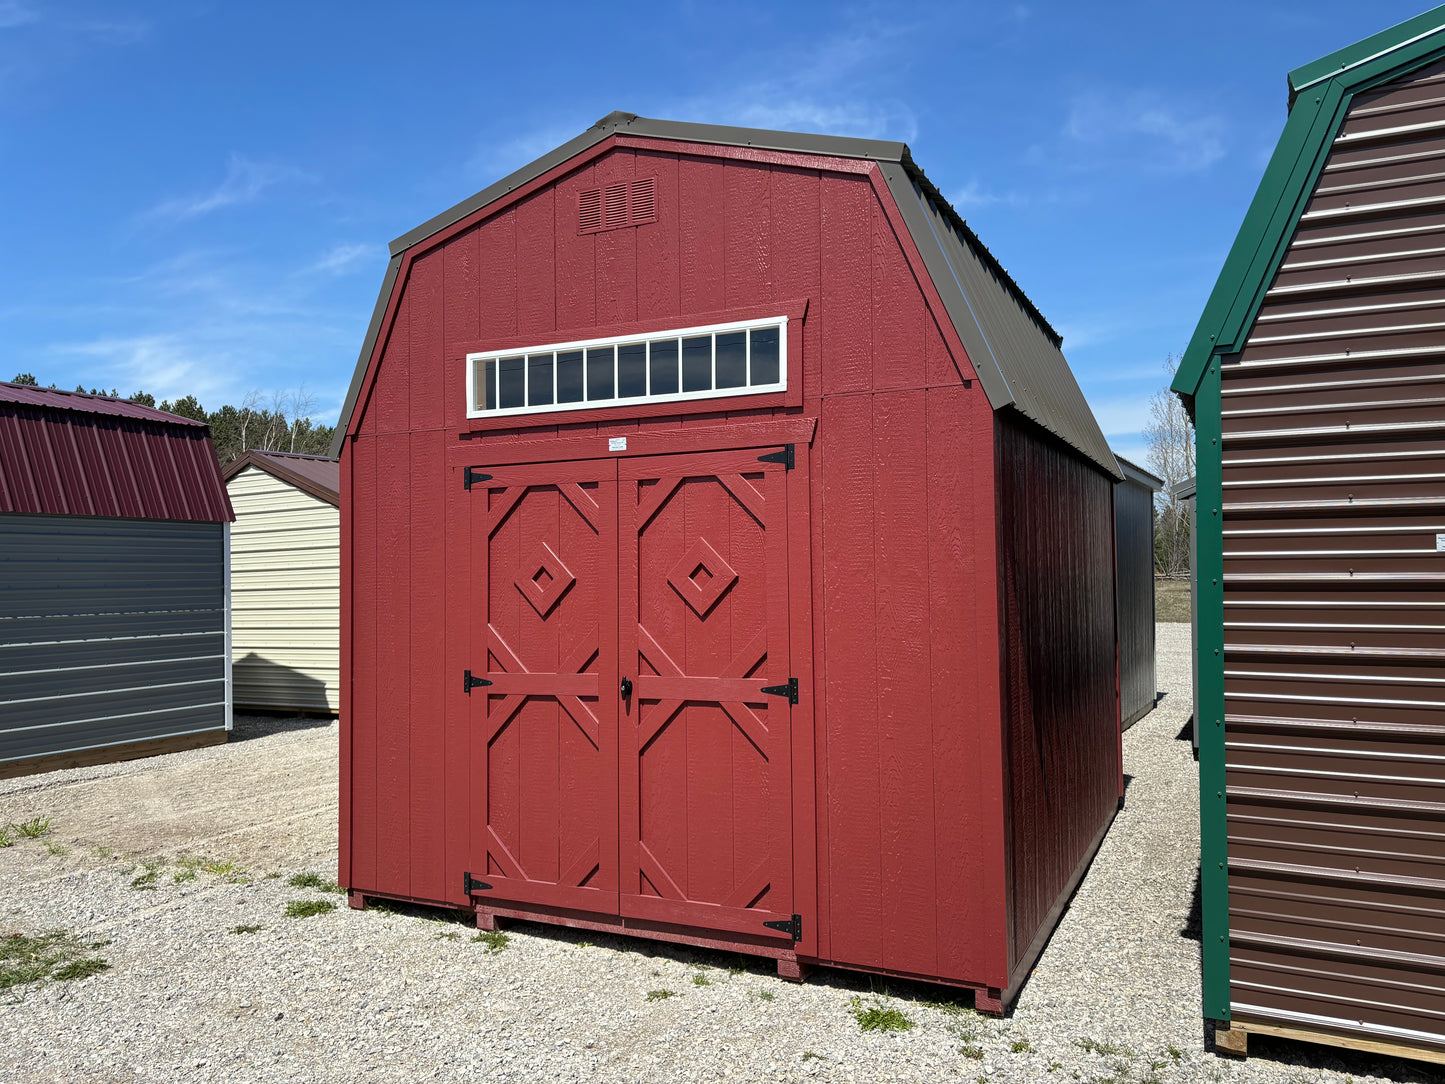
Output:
left=464, top=443, right=803, bottom=943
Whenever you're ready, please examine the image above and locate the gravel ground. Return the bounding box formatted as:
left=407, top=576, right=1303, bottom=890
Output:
left=0, top=630, right=1436, bottom=1084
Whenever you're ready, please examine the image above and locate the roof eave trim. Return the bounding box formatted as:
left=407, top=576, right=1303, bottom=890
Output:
left=1289, top=4, right=1445, bottom=96
left=329, top=253, right=403, bottom=459
left=223, top=450, right=340, bottom=508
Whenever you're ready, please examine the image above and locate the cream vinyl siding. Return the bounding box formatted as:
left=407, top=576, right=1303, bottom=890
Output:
left=226, top=467, right=339, bottom=711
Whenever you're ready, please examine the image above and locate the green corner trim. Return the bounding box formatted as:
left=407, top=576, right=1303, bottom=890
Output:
left=1195, top=364, right=1229, bottom=1021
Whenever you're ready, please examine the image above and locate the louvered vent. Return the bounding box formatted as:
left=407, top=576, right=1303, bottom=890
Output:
left=578, top=177, right=657, bottom=235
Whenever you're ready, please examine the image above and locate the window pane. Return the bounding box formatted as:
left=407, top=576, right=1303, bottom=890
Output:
left=587, top=346, right=615, bottom=401
left=617, top=343, right=647, bottom=397
left=682, top=335, right=711, bottom=393
left=750, top=327, right=780, bottom=385
left=483, top=360, right=497, bottom=410
left=557, top=350, right=584, bottom=403
left=715, top=331, right=746, bottom=389
left=649, top=339, right=678, bottom=395
left=499, top=356, right=525, bottom=409
left=528, top=354, right=554, bottom=406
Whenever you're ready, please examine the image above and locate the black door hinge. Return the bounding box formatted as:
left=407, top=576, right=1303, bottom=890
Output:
left=464, top=871, right=493, bottom=894
left=764, top=913, right=802, bottom=941
left=464, top=670, right=492, bottom=694
left=760, top=677, right=799, bottom=705
left=757, top=444, right=794, bottom=470
left=464, top=467, right=493, bottom=491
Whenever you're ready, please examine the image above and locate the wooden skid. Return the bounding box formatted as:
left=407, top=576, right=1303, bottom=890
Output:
left=1216, top=1017, right=1445, bottom=1067
left=0, top=730, right=227, bottom=780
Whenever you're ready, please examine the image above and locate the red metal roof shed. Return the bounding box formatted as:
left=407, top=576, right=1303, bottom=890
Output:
left=335, top=114, right=1122, bottom=1012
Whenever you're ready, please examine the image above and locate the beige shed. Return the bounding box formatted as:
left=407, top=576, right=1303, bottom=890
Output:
left=222, top=451, right=339, bottom=713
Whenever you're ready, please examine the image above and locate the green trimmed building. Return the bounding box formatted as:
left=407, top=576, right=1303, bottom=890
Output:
left=1175, top=7, right=1445, bottom=1067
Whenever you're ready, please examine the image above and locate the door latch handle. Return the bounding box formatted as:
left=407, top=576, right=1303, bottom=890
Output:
left=620, top=676, right=633, bottom=699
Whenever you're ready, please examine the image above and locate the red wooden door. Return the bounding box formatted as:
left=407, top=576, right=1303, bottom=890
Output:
left=617, top=449, right=798, bottom=941
left=467, top=460, right=620, bottom=912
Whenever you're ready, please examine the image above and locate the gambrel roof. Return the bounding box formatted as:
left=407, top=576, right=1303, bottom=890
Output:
left=334, top=112, right=1120, bottom=477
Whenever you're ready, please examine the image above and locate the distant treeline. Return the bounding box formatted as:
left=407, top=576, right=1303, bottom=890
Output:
left=9, top=372, right=335, bottom=465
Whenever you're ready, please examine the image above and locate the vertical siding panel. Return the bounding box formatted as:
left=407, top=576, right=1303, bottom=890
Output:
left=409, top=431, right=447, bottom=901
left=377, top=293, right=410, bottom=435
left=375, top=431, right=412, bottom=895
left=594, top=149, right=639, bottom=327
left=518, top=486, right=562, bottom=884
left=443, top=228, right=481, bottom=431
left=409, top=251, right=445, bottom=434
left=725, top=160, right=771, bottom=307
left=871, top=202, right=925, bottom=392
left=443, top=457, right=471, bottom=904
left=339, top=443, right=354, bottom=888
left=819, top=175, right=871, bottom=395
left=680, top=155, right=726, bottom=314
left=478, top=212, right=518, bottom=342
left=635, top=152, right=681, bottom=323
left=515, top=188, right=558, bottom=341
left=874, top=388, right=936, bottom=975
left=769, top=167, right=822, bottom=401
left=350, top=436, right=378, bottom=891
left=555, top=162, right=596, bottom=331
left=821, top=392, right=881, bottom=968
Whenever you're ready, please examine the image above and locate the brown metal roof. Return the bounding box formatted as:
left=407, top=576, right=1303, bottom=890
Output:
left=0, top=382, right=208, bottom=426
left=332, top=112, right=1121, bottom=479
left=222, top=449, right=340, bottom=507
left=1113, top=454, right=1164, bottom=490
left=0, top=384, right=234, bottom=523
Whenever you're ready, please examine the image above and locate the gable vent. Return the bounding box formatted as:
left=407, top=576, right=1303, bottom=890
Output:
left=578, top=177, right=657, bottom=235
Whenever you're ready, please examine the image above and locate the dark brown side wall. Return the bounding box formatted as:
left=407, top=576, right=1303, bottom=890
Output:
left=1222, top=57, right=1445, bottom=1047
left=995, top=410, right=1119, bottom=982
left=1116, top=477, right=1157, bottom=728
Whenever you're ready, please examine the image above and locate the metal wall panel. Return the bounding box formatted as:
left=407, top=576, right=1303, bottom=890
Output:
left=226, top=466, right=339, bottom=711
left=0, top=514, right=228, bottom=764
left=1222, top=57, right=1445, bottom=1050
left=1115, top=461, right=1161, bottom=728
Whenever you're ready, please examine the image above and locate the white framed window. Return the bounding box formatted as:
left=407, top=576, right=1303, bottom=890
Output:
left=466, top=316, right=787, bottom=419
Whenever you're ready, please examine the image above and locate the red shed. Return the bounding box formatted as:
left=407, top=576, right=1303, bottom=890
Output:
left=334, top=113, right=1124, bottom=1011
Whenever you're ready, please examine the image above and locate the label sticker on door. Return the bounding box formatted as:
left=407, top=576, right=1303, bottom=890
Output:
left=609, top=437, right=627, bottom=452
left=1437, top=533, right=1445, bottom=552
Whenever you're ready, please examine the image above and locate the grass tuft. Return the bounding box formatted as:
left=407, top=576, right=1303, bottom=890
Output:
left=1, top=931, right=109, bottom=991
left=1075, top=1037, right=1133, bottom=1058
left=0, top=827, right=11, bottom=848
left=284, top=899, right=336, bottom=919
left=645, top=989, right=676, bottom=1002
left=13, top=816, right=52, bottom=838
left=849, top=996, right=915, bottom=1033
left=287, top=872, right=341, bottom=893
left=692, top=972, right=711, bottom=987
left=757, top=989, right=776, bottom=1001
left=801, top=1051, right=826, bottom=1062
left=44, top=841, right=68, bottom=856
left=1011, top=1038, right=1032, bottom=1053
left=960, top=1042, right=985, bottom=1060
left=471, top=930, right=510, bottom=953
left=130, top=861, right=160, bottom=890
left=231, top=925, right=263, bottom=934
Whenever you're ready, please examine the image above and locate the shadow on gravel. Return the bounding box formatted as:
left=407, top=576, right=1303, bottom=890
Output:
left=229, top=711, right=335, bottom=744
left=1181, top=870, right=1201, bottom=942
left=1175, top=717, right=1193, bottom=745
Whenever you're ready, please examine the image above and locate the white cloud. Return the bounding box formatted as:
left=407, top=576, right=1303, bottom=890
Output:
left=54, top=334, right=231, bottom=406
left=306, top=243, right=375, bottom=276
left=144, top=155, right=311, bottom=223
left=1063, top=90, right=1226, bottom=174
left=0, top=2, right=37, bottom=30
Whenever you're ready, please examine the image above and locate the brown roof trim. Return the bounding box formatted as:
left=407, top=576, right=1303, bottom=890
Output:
left=223, top=449, right=340, bottom=507
left=1113, top=454, right=1164, bottom=490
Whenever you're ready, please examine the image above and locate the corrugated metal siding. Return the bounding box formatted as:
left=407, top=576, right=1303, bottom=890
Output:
left=227, top=467, right=339, bottom=711
left=1116, top=472, right=1158, bottom=728
left=0, top=403, right=233, bottom=522
left=0, top=514, right=228, bottom=763
left=1222, top=57, right=1445, bottom=1049
left=996, top=411, right=1120, bottom=981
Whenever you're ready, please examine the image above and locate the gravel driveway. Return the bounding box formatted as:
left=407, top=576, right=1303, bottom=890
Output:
left=0, top=627, right=1435, bottom=1083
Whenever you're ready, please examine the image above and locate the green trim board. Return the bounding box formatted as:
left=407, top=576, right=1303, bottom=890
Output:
left=1171, top=6, right=1445, bottom=1027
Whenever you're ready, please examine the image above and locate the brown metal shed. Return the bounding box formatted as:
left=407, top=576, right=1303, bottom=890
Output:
left=1174, top=6, right=1445, bottom=1067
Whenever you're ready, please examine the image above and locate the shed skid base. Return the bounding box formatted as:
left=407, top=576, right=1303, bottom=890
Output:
left=472, top=903, right=805, bottom=977
left=1215, top=1018, right=1445, bottom=1067
left=0, top=730, right=227, bottom=780
left=347, top=891, right=367, bottom=911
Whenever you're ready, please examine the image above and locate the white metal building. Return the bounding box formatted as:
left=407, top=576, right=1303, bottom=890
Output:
left=222, top=451, right=340, bottom=713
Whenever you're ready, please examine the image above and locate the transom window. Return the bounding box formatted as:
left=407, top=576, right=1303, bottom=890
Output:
left=466, top=316, right=787, bottom=418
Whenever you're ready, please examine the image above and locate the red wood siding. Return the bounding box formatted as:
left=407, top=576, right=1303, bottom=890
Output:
left=995, top=412, right=1120, bottom=986
left=344, top=140, right=1026, bottom=990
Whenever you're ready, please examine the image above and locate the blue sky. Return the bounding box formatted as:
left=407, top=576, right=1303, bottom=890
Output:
left=0, top=1, right=1435, bottom=463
